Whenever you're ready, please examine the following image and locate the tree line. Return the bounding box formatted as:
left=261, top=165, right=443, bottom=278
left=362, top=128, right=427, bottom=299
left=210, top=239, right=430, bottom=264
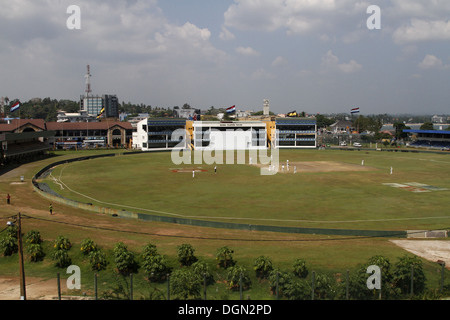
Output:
left=1, top=227, right=447, bottom=300
left=2, top=97, right=447, bottom=130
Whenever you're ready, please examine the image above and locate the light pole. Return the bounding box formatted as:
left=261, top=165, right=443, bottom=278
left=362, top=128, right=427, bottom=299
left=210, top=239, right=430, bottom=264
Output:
left=7, top=212, right=26, bottom=300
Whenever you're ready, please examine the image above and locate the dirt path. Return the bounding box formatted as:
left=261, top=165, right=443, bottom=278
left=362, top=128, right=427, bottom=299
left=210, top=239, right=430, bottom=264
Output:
left=0, top=277, right=59, bottom=300
left=391, top=240, right=450, bottom=267
left=252, top=161, right=374, bottom=173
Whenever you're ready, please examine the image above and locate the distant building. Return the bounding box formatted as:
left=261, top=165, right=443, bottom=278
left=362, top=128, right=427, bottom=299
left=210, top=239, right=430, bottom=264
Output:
left=103, top=94, right=119, bottom=118
left=330, top=120, right=354, bottom=134
left=80, top=95, right=103, bottom=117
left=57, top=110, right=97, bottom=123
left=80, top=94, right=119, bottom=119
left=173, top=108, right=201, bottom=119
left=275, top=118, right=316, bottom=148
left=431, top=115, right=445, bottom=124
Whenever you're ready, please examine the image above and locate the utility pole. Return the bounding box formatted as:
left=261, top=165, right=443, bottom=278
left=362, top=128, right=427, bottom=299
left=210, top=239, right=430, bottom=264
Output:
left=17, top=212, right=26, bottom=300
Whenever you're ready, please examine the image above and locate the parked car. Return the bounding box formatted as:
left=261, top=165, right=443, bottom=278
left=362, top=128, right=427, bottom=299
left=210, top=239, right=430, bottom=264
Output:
left=353, top=142, right=362, bottom=147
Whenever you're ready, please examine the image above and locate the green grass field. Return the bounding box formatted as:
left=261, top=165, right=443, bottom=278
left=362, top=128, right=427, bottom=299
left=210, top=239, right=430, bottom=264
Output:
left=1, top=148, right=450, bottom=300
left=44, top=149, right=450, bottom=231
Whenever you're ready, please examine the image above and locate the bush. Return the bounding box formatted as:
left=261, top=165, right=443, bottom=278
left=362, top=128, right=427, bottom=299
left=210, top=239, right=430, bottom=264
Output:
left=269, top=270, right=295, bottom=298
left=52, top=249, right=72, bottom=268
left=170, top=269, right=203, bottom=300
left=216, top=246, right=235, bottom=269
left=226, top=265, right=251, bottom=291
left=89, top=249, right=108, bottom=271
left=141, top=243, right=158, bottom=259
left=27, top=243, right=45, bottom=262
left=191, top=260, right=214, bottom=285
left=177, top=243, right=198, bottom=267
left=54, top=236, right=72, bottom=251
left=142, top=253, right=171, bottom=282
left=293, top=258, right=309, bottom=278
left=0, top=236, right=18, bottom=256
left=393, top=255, right=426, bottom=296
left=313, top=273, right=337, bottom=300
left=5, top=225, right=18, bottom=239
left=283, top=277, right=310, bottom=300
left=253, top=256, right=273, bottom=279
left=25, top=230, right=42, bottom=245
left=80, top=238, right=98, bottom=255
left=113, top=242, right=138, bottom=275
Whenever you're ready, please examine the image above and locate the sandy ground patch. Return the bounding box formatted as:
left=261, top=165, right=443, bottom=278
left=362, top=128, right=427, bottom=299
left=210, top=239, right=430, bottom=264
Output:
left=390, top=240, right=450, bottom=267
left=0, top=277, right=59, bottom=300
left=254, top=161, right=374, bottom=173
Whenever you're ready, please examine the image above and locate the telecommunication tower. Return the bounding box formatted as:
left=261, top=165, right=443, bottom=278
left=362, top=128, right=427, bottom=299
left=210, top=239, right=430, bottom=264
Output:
left=85, top=64, right=92, bottom=97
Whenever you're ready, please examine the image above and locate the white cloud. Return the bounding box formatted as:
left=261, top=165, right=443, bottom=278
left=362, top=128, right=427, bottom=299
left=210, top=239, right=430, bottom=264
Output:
left=418, top=54, right=450, bottom=70
left=272, top=56, right=288, bottom=67
left=223, top=0, right=336, bottom=34
left=321, top=50, right=362, bottom=73
left=389, top=0, right=450, bottom=19
left=418, top=54, right=443, bottom=69
left=250, top=68, right=275, bottom=80
left=392, top=19, right=450, bottom=44
left=235, top=46, right=260, bottom=56
left=223, top=0, right=370, bottom=37
left=219, top=26, right=235, bottom=41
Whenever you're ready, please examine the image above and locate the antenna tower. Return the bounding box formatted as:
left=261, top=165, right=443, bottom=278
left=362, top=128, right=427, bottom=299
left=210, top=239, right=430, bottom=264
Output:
left=85, top=64, right=92, bottom=97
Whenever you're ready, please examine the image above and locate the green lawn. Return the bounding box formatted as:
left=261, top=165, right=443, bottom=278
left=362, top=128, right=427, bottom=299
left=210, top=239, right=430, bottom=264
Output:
left=44, top=149, right=450, bottom=231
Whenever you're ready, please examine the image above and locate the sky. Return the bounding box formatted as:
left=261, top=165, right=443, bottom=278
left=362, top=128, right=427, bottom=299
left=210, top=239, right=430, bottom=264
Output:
left=1, top=0, right=449, bottom=115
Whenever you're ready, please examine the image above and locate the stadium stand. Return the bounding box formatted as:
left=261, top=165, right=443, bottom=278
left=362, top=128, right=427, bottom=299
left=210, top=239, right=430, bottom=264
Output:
left=404, top=129, right=450, bottom=151
left=0, top=119, right=54, bottom=166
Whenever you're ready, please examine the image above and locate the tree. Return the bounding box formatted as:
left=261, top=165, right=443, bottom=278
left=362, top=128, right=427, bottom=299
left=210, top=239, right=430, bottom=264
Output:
left=27, top=244, right=45, bottom=262
left=177, top=243, right=198, bottom=267
left=142, top=253, right=171, bottom=282
left=0, top=236, right=18, bottom=256
left=268, top=269, right=309, bottom=300
left=313, top=273, right=337, bottom=300
left=292, top=259, right=309, bottom=278
left=315, top=114, right=335, bottom=129
left=52, top=249, right=72, bottom=268
left=170, top=269, right=203, bottom=299
left=89, top=249, right=108, bottom=271
left=226, top=265, right=251, bottom=291
left=25, top=230, right=42, bottom=245
left=53, top=235, right=72, bottom=251
left=216, top=246, right=235, bottom=269
left=366, top=255, right=398, bottom=299
left=113, top=242, right=138, bottom=275
left=253, top=256, right=273, bottom=279
left=392, top=255, right=426, bottom=296
left=283, top=278, right=310, bottom=300
left=142, top=243, right=158, bottom=259
left=420, top=122, right=434, bottom=130
left=393, top=122, right=410, bottom=140
left=80, top=238, right=98, bottom=255
left=191, top=260, right=214, bottom=285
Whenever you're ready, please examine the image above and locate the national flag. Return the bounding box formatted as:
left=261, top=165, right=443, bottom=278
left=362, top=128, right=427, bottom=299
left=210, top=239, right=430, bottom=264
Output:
left=351, top=107, right=360, bottom=114
left=226, top=105, right=236, bottom=113
left=10, top=101, right=20, bottom=113
left=96, top=107, right=105, bottom=119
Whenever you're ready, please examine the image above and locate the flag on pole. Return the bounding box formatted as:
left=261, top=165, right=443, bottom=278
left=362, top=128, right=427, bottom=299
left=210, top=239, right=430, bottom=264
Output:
left=351, top=107, right=360, bottom=114
left=10, top=101, right=20, bottom=113
left=96, top=107, right=105, bottom=119
left=226, top=105, right=236, bottom=113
